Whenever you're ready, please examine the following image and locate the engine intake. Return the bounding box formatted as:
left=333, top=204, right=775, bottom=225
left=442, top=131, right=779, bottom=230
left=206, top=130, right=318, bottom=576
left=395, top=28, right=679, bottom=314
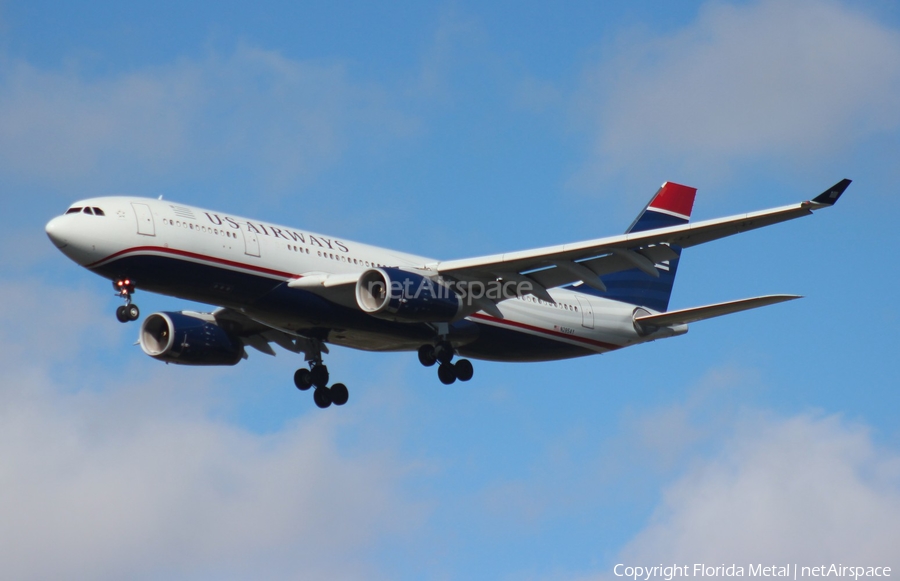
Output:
left=140, top=311, right=243, bottom=365
left=355, top=267, right=461, bottom=323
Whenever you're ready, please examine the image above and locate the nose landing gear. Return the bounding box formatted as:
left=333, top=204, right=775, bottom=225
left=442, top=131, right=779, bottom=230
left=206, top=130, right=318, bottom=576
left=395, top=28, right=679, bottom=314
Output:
left=113, top=279, right=140, bottom=323
left=418, top=341, right=474, bottom=385
left=293, top=339, right=349, bottom=409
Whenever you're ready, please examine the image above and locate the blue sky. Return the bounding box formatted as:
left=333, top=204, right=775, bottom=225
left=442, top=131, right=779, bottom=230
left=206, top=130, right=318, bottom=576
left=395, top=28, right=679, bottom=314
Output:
left=1, top=1, right=899, bottom=579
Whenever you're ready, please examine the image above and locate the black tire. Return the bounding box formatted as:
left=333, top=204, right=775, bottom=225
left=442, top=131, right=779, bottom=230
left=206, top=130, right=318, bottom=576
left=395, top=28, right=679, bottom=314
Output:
left=310, top=365, right=329, bottom=388
left=418, top=345, right=437, bottom=367
left=455, top=359, right=474, bottom=382
left=127, top=304, right=140, bottom=321
left=331, top=383, right=349, bottom=406
left=313, top=386, right=332, bottom=409
left=438, top=363, right=457, bottom=385
left=116, top=305, right=130, bottom=323
left=434, top=343, right=454, bottom=365
left=294, top=368, right=312, bottom=391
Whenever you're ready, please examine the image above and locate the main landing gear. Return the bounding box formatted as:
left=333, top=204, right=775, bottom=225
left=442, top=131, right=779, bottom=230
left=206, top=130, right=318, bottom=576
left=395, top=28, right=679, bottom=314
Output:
left=418, top=341, right=474, bottom=385
left=113, top=279, right=140, bottom=323
left=293, top=340, right=349, bottom=409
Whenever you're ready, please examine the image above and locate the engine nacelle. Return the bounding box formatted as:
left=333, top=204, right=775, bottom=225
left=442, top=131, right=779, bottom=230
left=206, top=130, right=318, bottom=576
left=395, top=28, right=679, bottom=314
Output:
left=139, top=311, right=243, bottom=366
left=355, top=267, right=461, bottom=323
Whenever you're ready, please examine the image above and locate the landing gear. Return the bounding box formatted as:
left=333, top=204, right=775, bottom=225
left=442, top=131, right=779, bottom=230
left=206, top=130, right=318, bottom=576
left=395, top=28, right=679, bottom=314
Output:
left=454, top=358, right=474, bottom=382
left=330, top=383, right=349, bottom=406
left=294, top=339, right=348, bottom=408
left=418, top=344, right=437, bottom=367
left=115, top=305, right=140, bottom=323
left=419, top=340, right=474, bottom=385
left=438, top=363, right=457, bottom=384
left=313, top=385, right=332, bottom=408
left=293, top=368, right=312, bottom=391
left=113, top=279, right=139, bottom=323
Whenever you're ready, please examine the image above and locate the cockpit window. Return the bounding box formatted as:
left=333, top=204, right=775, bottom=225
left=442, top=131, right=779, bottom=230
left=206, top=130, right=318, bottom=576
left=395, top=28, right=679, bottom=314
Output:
left=64, top=206, right=105, bottom=216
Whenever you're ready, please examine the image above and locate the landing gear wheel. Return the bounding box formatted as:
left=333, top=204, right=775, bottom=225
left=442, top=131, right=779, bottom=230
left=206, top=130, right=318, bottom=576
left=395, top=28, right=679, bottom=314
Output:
left=331, top=383, right=349, bottom=406
left=116, top=305, right=130, bottom=323
left=310, top=365, right=329, bottom=388
left=126, top=304, right=140, bottom=321
left=294, top=368, right=312, bottom=391
left=313, top=386, right=332, bottom=409
left=418, top=345, right=437, bottom=367
left=455, top=359, right=474, bottom=382
left=438, top=363, right=457, bottom=385
left=434, top=342, right=454, bottom=365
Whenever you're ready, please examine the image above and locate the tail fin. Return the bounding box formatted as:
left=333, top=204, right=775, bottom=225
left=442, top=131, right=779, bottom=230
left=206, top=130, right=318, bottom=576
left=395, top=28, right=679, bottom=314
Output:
left=570, top=182, right=697, bottom=312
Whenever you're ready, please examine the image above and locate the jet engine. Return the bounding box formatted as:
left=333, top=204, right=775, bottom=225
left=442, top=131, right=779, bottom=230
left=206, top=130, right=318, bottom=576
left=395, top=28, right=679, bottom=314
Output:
left=355, top=267, right=461, bottom=323
left=139, top=311, right=243, bottom=365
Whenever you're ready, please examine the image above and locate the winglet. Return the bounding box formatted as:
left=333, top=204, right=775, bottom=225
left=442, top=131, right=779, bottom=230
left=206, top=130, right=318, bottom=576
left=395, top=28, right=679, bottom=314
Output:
left=811, top=179, right=851, bottom=206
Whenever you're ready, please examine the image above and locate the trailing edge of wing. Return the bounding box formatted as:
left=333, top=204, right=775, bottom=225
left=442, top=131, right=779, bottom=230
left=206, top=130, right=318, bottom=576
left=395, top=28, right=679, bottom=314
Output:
left=634, top=294, right=802, bottom=327
left=211, top=307, right=327, bottom=358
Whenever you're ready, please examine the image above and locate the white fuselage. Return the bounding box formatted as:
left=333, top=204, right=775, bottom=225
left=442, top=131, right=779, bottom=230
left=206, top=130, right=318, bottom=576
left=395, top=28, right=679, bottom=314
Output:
left=45, top=196, right=681, bottom=362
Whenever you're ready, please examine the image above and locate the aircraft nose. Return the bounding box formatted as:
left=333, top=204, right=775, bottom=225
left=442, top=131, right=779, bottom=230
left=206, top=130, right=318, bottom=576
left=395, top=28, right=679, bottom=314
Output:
left=45, top=216, right=68, bottom=248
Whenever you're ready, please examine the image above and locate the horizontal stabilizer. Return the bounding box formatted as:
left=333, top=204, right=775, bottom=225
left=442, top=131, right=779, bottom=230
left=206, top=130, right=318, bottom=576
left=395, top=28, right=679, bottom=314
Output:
left=634, top=294, right=802, bottom=327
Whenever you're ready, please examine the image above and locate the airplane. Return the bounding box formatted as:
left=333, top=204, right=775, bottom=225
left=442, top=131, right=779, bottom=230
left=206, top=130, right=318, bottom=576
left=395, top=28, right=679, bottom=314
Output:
left=45, top=179, right=850, bottom=409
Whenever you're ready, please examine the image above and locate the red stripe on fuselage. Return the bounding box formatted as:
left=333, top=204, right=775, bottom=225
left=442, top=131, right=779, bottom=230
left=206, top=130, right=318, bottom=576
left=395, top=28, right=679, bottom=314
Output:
left=86, top=246, right=298, bottom=279
left=469, top=313, right=621, bottom=351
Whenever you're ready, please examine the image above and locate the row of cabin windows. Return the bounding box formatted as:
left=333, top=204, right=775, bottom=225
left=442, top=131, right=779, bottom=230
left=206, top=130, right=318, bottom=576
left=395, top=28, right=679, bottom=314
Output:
left=66, top=206, right=105, bottom=216
left=519, top=294, right=579, bottom=312
left=163, top=218, right=237, bottom=238
left=311, top=247, right=385, bottom=269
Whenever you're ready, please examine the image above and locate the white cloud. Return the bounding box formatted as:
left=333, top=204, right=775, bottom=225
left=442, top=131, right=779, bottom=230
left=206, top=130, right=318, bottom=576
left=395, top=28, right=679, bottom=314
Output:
left=0, top=45, right=419, bottom=194
left=592, top=412, right=900, bottom=574
left=574, top=0, right=900, bottom=186
left=0, top=280, right=424, bottom=581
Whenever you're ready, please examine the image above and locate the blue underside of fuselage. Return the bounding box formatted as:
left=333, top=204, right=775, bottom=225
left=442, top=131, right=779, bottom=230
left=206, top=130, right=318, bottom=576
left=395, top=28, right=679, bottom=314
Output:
left=92, top=254, right=594, bottom=362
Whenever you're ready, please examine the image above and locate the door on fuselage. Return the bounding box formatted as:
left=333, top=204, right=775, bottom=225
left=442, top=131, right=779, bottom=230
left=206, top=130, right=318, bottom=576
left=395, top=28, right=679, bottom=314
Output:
left=131, top=203, right=155, bottom=236
left=575, top=294, right=594, bottom=329
left=243, top=228, right=260, bottom=257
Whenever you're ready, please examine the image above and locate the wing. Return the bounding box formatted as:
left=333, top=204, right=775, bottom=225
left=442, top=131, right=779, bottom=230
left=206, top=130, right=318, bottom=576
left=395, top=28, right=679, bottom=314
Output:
left=427, top=180, right=850, bottom=306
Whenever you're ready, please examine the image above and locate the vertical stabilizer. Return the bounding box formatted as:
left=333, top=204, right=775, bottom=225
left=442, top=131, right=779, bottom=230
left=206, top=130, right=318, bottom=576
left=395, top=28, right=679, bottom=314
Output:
left=569, top=182, right=697, bottom=312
